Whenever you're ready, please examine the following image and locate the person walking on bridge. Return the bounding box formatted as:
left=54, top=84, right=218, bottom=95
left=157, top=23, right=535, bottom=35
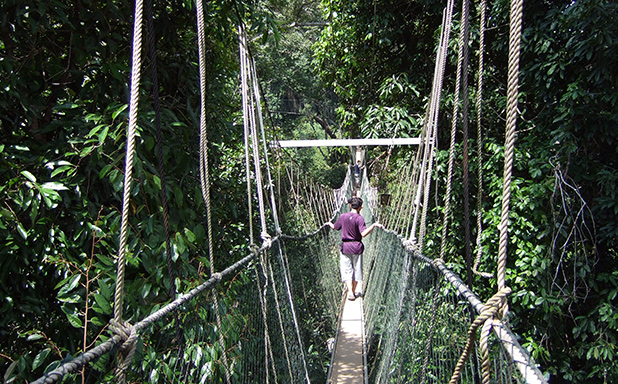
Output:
left=326, top=197, right=383, bottom=301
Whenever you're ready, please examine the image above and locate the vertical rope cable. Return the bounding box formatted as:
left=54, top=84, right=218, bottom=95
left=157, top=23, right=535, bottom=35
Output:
left=255, top=257, right=273, bottom=384
left=195, top=1, right=231, bottom=381
left=410, top=1, right=454, bottom=245
left=474, top=0, right=492, bottom=279
left=112, top=0, right=144, bottom=381
left=239, top=25, right=256, bottom=245
left=436, top=0, right=459, bottom=262
left=459, top=0, right=473, bottom=286
left=498, top=0, right=524, bottom=318
left=266, top=250, right=295, bottom=382
left=239, top=27, right=269, bottom=240
left=113, top=0, right=144, bottom=327
left=144, top=0, right=184, bottom=360
left=145, top=0, right=178, bottom=311
left=249, top=55, right=281, bottom=234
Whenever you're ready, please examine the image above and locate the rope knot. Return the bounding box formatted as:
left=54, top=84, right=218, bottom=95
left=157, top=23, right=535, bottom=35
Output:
left=110, top=319, right=139, bottom=383
left=212, top=272, right=223, bottom=282
left=432, top=258, right=445, bottom=267
left=261, top=232, right=272, bottom=249
left=109, top=319, right=134, bottom=344
left=402, top=239, right=417, bottom=252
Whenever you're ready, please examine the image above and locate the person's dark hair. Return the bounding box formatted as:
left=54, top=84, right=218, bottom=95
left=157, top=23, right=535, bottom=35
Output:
left=349, top=197, right=363, bottom=210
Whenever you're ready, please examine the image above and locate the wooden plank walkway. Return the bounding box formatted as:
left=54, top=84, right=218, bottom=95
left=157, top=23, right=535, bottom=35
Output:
left=329, top=295, right=364, bottom=383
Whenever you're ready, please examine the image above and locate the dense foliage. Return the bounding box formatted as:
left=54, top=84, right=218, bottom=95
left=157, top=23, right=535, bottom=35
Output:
left=0, top=0, right=270, bottom=380
left=314, top=0, right=618, bottom=382
left=1, top=0, right=616, bottom=382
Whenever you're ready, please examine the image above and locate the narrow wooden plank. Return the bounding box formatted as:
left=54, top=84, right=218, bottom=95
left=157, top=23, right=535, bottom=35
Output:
left=329, top=296, right=364, bottom=383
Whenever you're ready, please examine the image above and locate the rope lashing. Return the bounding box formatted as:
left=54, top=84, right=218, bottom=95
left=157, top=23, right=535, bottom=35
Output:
left=109, top=320, right=139, bottom=384
left=261, top=231, right=272, bottom=248
left=113, top=0, right=145, bottom=326
left=448, top=286, right=512, bottom=384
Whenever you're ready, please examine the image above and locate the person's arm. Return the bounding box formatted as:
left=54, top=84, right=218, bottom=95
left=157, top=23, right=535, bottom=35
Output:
left=325, top=222, right=335, bottom=229
left=361, top=222, right=383, bottom=237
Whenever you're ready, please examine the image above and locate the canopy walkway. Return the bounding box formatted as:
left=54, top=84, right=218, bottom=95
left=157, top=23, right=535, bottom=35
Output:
left=30, top=167, right=545, bottom=384
left=25, top=0, right=549, bottom=383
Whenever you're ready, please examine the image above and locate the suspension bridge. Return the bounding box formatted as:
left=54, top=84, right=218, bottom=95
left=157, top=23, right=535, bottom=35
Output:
left=24, top=0, right=550, bottom=383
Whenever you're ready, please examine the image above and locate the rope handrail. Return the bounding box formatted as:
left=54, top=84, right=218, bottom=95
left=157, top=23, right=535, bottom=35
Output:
left=366, top=227, right=548, bottom=384
left=32, top=238, right=278, bottom=384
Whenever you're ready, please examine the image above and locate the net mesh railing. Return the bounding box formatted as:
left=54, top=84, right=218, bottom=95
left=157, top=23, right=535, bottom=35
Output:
left=361, top=228, right=545, bottom=384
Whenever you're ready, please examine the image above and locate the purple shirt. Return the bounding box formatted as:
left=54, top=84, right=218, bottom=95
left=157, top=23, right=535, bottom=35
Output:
left=334, top=211, right=367, bottom=254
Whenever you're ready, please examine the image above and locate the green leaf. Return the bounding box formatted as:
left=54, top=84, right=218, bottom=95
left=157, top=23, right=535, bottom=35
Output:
left=32, top=348, right=51, bottom=370
left=112, top=104, right=128, bottom=120
left=58, top=274, right=81, bottom=297
left=184, top=228, right=196, bottom=243
left=21, top=170, right=37, bottom=183
left=93, top=293, right=111, bottom=314
left=153, top=175, right=161, bottom=190
left=16, top=222, right=28, bottom=240
left=41, top=182, right=68, bottom=191
left=26, top=333, right=44, bottom=341
left=66, top=312, right=83, bottom=328
left=4, top=360, right=17, bottom=381
left=50, top=165, right=74, bottom=178
left=98, top=125, right=110, bottom=144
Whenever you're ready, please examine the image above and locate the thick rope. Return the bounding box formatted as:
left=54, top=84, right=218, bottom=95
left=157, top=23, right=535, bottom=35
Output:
left=410, top=0, right=454, bottom=245
left=249, top=54, right=282, bottom=234
left=113, top=0, right=144, bottom=326
left=239, top=25, right=256, bottom=246
left=112, top=0, right=144, bottom=379
left=459, top=0, right=473, bottom=288
left=195, top=1, right=231, bottom=381
left=473, top=0, right=493, bottom=279
left=497, top=0, right=524, bottom=319
left=479, top=318, right=497, bottom=384
left=438, top=0, right=460, bottom=261
left=448, top=286, right=511, bottom=384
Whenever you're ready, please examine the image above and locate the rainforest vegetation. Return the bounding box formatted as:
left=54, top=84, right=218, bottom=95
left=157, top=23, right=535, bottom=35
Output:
left=1, top=0, right=616, bottom=382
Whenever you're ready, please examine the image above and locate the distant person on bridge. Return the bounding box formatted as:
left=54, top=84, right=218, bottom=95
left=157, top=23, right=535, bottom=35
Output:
left=326, top=197, right=383, bottom=301
left=353, top=160, right=364, bottom=188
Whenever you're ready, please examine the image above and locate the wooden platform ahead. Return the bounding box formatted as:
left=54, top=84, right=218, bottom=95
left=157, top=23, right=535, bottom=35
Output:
left=329, top=295, right=364, bottom=383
